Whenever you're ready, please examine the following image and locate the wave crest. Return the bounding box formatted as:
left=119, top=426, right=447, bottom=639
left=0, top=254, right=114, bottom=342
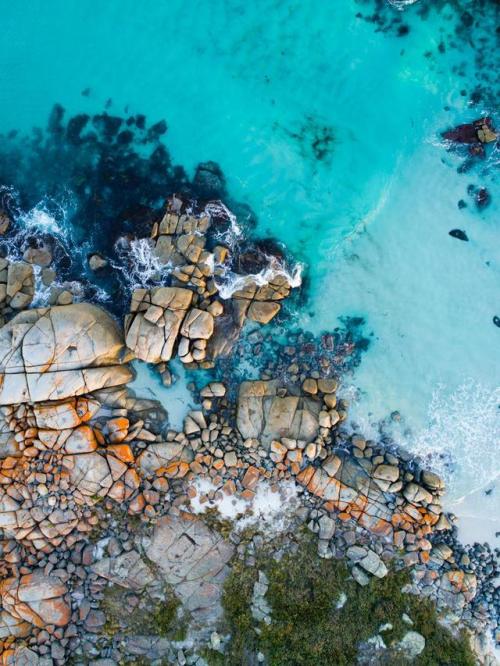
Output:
left=414, top=380, right=500, bottom=500
left=216, top=254, right=303, bottom=300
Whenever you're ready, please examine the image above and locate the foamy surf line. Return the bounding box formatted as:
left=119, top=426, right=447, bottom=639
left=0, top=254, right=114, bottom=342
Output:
left=216, top=255, right=304, bottom=299
left=347, top=377, right=500, bottom=545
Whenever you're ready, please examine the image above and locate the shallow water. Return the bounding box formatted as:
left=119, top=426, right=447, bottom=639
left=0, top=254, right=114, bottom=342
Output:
left=0, top=0, right=498, bottom=542
left=129, top=360, right=197, bottom=431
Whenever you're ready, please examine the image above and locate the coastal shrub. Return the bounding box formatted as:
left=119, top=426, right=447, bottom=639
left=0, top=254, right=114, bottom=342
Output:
left=101, top=584, right=182, bottom=639
left=221, top=539, right=476, bottom=665
left=222, top=559, right=259, bottom=663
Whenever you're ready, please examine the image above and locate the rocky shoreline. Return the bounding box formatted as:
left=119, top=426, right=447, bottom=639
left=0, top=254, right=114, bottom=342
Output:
left=0, top=199, right=497, bottom=665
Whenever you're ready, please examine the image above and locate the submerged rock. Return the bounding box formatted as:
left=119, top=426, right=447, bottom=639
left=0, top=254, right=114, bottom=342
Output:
left=449, top=229, right=469, bottom=241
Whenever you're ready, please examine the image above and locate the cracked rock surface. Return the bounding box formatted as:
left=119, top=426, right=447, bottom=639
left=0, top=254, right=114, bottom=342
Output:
left=0, top=304, right=133, bottom=404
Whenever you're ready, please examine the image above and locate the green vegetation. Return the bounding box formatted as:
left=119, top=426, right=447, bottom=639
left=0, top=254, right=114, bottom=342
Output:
left=198, top=507, right=235, bottom=539
left=221, top=539, right=475, bottom=666
left=101, top=584, right=185, bottom=640
left=198, top=648, right=227, bottom=666
left=222, top=558, right=259, bottom=663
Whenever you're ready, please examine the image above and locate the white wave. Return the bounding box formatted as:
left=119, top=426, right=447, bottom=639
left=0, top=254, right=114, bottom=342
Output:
left=412, top=380, right=500, bottom=501
left=216, top=255, right=303, bottom=300
left=91, top=284, right=112, bottom=303
left=20, top=204, right=63, bottom=234
left=204, top=200, right=242, bottom=248
left=113, top=236, right=172, bottom=290
left=1, top=195, right=76, bottom=265
left=30, top=265, right=53, bottom=307
left=387, top=0, right=420, bottom=10
left=18, top=193, right=76, bottom=239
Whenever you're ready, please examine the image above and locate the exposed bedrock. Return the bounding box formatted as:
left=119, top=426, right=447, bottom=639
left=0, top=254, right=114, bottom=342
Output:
left=124, top=201, right=296, bottom=385
left=0, top=303, right=133, bottom=405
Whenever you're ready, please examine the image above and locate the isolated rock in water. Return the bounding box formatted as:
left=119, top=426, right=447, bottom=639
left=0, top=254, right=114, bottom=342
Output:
left=0, top=303, right=133, bottom=404
left=442, top=117, right=497, bottom=144
left=475, top=187, right=490, bottom=208
left=143, top=512, right=234, bottom=631
left=449, top=229, right=468, bottom=241
left=88, top=253, right=109, bottom=271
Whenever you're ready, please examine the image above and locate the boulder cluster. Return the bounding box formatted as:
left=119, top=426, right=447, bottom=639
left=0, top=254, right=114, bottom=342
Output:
left=0, top=260, right=35, bottom=324
left=0, top=198, right=497, bottom=663
left=125, top=199, right=293, bottom=384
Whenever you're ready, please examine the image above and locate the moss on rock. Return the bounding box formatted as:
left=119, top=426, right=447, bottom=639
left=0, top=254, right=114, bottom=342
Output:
left=100, top=583, right=184, bottom=640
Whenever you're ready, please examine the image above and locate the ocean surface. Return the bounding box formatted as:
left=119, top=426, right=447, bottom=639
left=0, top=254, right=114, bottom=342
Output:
left=0, top=0, right=498, bottom=543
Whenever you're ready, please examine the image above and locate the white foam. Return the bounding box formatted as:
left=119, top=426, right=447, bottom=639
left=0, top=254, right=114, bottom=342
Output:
left=216, top=255, right=303, bottom=300
left=113, top=236, right=172, bottom=290
left=204, top=200, right=242, bottom=248
left=20, top=204, right=63, bottom=234
left=387, top=0, right=420, bottom=9
left=449, top=482, right=500, bottom=547
left=189, top=478, right=301, bottom=535
left=30, top=265, right=52, bottom=307
left=412, top=380, right=500, bottom=501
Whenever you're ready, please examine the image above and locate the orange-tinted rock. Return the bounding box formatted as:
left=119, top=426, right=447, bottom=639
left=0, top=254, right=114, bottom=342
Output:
left=107, top=443, right=134, bottom=463
left=64, top=425, right=97, bottom=454
left=0, top=571, right=70, bottom=629
left=106, top=417, right=129, bottom=443
left=242, top=465, right=260, bottom=490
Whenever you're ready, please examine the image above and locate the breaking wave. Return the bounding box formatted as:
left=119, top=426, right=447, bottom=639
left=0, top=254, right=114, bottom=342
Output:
left=386, top=0, right=420, bottom=9
left=0, top=190, right=75, bottom=257
left=204, top=199, right=242, bottom=249
left=112, top=236, right=172, bottom=291
left=216, top=254, right=304, bottom=300
left=413, top=380, right=500, bottom=501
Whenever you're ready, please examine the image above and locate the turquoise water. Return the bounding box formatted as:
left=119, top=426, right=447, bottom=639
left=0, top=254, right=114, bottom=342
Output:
left=0, top=0, right=498, bottom=540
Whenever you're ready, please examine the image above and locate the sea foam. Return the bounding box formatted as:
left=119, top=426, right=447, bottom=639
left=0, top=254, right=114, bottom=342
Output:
left=412, top=379, right=500, bottom=502
left=216, top=254, right=304, bottom=300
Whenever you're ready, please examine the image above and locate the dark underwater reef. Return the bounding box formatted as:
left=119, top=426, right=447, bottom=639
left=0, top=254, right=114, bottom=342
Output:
left=0, top=104, right=259, bottom=311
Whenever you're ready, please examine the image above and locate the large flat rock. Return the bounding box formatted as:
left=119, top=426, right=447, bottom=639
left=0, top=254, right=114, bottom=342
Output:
left=0, top=304, right=132, bottom=404
left=236, top=380, right=320, bottom=445
left=143, top=512, right=234, bottom=630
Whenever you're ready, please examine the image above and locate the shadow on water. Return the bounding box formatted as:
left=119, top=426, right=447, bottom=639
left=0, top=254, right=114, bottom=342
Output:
left=0, top=103, right=372, bottom=382
left=0, top=104, right=257, bottom=314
